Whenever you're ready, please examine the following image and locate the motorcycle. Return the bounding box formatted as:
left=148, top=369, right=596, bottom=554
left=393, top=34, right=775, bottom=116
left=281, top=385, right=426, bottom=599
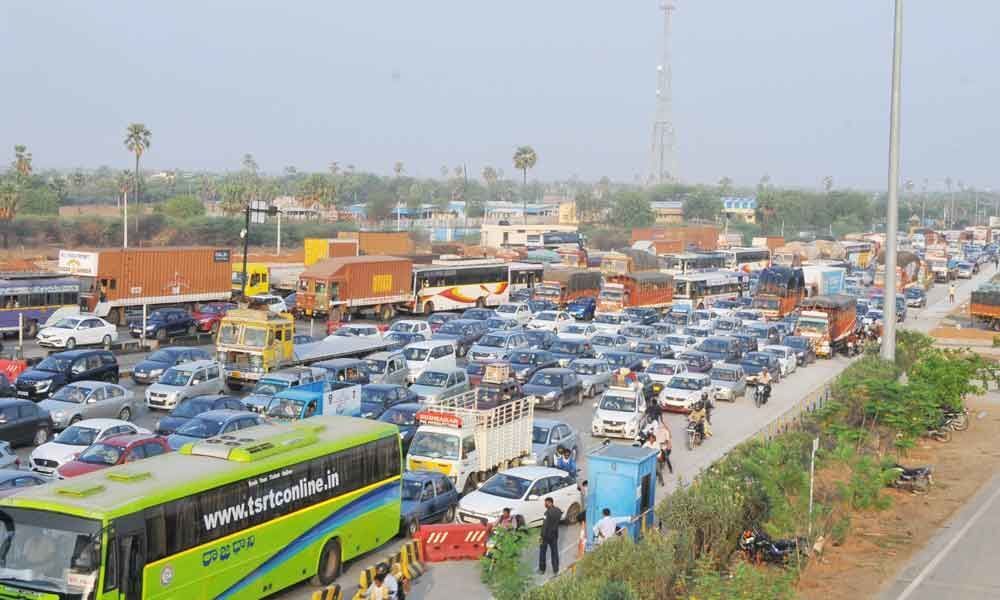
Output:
left=746, top=376, right=770, bottom=408
left=942, top=407, right=970, bottom=432
left=685, top=419, right=704, bottom=450
left=888, top=464, right=933, bottom=493
left=738, top=528, right=807, bottom=565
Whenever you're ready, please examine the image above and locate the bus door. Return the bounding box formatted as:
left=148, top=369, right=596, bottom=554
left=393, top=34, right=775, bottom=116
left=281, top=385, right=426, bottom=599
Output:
left=111, top=513, right=147, bottom=600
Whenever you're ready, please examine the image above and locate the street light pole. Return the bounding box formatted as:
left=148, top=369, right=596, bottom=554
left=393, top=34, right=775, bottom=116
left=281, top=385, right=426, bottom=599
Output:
left=881, top=0, right=903, bottom=362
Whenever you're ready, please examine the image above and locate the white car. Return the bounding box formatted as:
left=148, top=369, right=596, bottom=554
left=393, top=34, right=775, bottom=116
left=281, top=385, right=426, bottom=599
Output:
left=592, top=312, right=626, bottom=335
left=250, top=294, right=288, bottom=314
left=325, top=324, right=383, bottom=340
left=761, top=345, right=797, bottom=377
left=36, top=315, right=118, bottom=350
left=389, top=320, right=432, bottom=337
left=457, top=466, right=582, bottom=527
left=659, top=373, right=712, bottom=413
left=591, top=385, right=648, bottom=439
left=559, top=323, right=598, bottom=341
left=527, top=311, right=575, bottom=333
left=29, top=418, right=149, bottom=476
left=493, top=303, right=533, bottom=325
left=644, top=359, right=688, bottom=386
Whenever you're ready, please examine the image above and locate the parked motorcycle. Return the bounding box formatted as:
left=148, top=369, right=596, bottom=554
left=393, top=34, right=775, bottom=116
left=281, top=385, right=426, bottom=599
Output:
left=888, top=464, right=933, bottom=493
left=942, top=407, right=970, bottom=432
left=738, top=528, right=807, bottom=565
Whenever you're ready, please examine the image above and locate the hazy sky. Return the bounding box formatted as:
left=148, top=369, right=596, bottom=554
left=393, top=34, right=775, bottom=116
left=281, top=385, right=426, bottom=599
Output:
left=2, top=1, right=998, bottom=190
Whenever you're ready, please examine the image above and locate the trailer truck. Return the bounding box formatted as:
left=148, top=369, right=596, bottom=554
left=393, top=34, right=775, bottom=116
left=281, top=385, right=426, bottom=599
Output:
left=533, top=268, right=603, bottom=307
left=796, top=294, right=857, bottom=357
left=295, top=255, right=413, bottom=321
left=752, top=266, right=805, bottom=319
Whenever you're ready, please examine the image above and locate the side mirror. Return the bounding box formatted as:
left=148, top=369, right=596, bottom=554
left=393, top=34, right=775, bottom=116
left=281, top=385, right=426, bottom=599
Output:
left=86, top=397, right=97, bottom=404
left=528, top=494, right=539, bottom=501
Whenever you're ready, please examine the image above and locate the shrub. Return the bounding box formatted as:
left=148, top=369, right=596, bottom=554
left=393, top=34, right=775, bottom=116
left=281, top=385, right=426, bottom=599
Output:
left=479, top=527, right=532, bottom=600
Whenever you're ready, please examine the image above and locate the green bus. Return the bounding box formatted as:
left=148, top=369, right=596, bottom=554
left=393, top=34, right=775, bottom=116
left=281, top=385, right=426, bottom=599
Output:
left=0, top=415, right=402, bottom=600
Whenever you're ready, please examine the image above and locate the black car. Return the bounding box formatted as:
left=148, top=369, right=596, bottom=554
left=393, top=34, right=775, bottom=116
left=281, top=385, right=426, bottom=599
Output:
left=631, top=341, right=675, bottom=364
left=678, top=350, right=714, bottom=374
left=547, top=338, right=595, bottom=367
left=508, top=349, right=559, bottom=383
left=15, top=350, right=118, bottom=400
left=782, top=335, right=817, bottom=366
left=521, top=368, right=583, bottom=411
left=132, top=346, right=214, bottom=385
left=0, top=399, right=52, bottom=447
left=741, top=352, right=782, bottom=381
left=130, top=308, right=197, bottom=341
left=623, top=307, right=660, bottom=325
left=360, top=384, right=416, bottom=420
left=601, top=351, right=644, bottom=373
left=432, top=319, right=487, bottom=358
left=461, top=308, right=495, bottom=322
left=155, top=394, right=246, bottom=435
left=378, top=402, right=421, bottom=454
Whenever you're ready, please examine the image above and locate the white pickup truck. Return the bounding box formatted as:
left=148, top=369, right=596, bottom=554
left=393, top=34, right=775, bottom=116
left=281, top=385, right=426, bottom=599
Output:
left=406, top=391, right=534, bottom=494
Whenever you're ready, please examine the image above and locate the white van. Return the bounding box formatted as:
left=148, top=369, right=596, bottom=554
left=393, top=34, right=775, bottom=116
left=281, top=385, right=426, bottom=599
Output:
left=403, top=340, right=457, bottom=383
left=145, top=359, right=225, bottom=409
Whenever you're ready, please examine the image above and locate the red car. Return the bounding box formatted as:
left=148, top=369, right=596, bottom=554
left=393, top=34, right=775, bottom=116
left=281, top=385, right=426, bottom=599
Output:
left=56, top=434, right=171, bottom=479
left=192, top=302, right=237, bottom=333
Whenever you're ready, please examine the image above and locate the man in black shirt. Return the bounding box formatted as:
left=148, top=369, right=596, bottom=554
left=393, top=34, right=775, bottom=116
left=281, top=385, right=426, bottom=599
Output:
left=538, top=497, right=563, bottom=574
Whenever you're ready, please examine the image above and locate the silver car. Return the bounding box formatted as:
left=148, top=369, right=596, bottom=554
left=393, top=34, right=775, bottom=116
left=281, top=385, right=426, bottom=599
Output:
left=38, top=381, right=136, bottom=430
left=409, top=368, right=470, bottom=405
left=363, top=351, right=409, bottom=385
left=709, top=364, right=746, bottom=403
left=145, top=360, right=225, bottom=410
left=526, top=418, right=580, bottom=468
left=568, top=359, right=613, bottom=398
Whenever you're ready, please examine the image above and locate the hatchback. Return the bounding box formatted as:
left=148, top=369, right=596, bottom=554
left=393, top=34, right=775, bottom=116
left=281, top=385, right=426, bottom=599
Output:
left=39, top=381, right=136, bottom=430
left=132, top=346, right=213, bottom=385
left=145, top=360, right=225, bottom=410
left=56, top=433, right=171, bottom=478
left=166, top=409, right=264, bottom=450
left=0, top=399, right=52, bottom=447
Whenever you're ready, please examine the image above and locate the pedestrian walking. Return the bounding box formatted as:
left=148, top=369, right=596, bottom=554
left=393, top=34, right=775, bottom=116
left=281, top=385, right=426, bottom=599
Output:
left=949, top=283, right=956, bottom=304
left=643, top=433, right=664, bottom=485
left=538, top=497, right=562, bottom=575
left=654, top=419, right=673, bottom=474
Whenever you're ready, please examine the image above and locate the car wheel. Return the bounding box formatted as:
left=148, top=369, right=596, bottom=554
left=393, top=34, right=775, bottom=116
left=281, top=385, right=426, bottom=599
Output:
left=102, top=335, right=112, bottom=348
left=443, top=504, right=457, bottom=523
left=65, top=337, right=76, bottom=350
left=310, top=538, right=342, bottom=586
left=542, top=456, right=550, bottom=467
left=33, top=427, right=49, bottom=446
left=118, top=407, right=132, bottom=421
left=69, top=415, right=82, bottom=426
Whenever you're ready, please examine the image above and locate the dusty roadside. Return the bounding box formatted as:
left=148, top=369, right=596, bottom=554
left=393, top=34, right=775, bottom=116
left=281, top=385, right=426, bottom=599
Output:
left=797, top=393, right=1000, bottom=600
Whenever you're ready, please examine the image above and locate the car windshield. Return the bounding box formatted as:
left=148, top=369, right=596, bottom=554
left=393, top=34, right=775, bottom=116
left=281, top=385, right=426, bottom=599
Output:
left=510, top=352, right=540, bottom=364
left=51, top=318, right=82, bottom=329
left=716, top=320, right=736, bottom=331
left=763, top=348, right=785, bottom=358
left=147, top=350, right=180, bottom=363
left=594, top=314, right=622, bottom=325
left=403, top=347, right=430, bottom=361
left=592, top=335, right=616, bottom=346
left=78, top=443, right=124, bottom=466
left=532, top=426, right=550, bottom=444
left=361, top=387, right=391, bottom=407
left=363, top=359, right=387, bottom=375
left=36, top=356, right=71, bottom=372
left=666, top=336, right=691, bottom=346
left=668, top=376, right=703, bottom=390
left=563, top=325, right=589, bottom=335
left=571, top=362, right=599, bottom=375
left=54, top=425, right=100, bottom=446
left=415, top=371, right=449, bottom=387
left=485, top=319, right=509, bottom=330
left=605, top=354, right=631, bottom=367
left=437, top=322, right=464, bottom=335
left=392, top=322, right=420, bottom=333
left=699, top=339, right=728, bottom=353
left=401, top=480, right=425, bottom=501
left=647, top=362, right=678, bottom=375
left=463, top=309, right=491, bottom=320
left=534, top=312, right=557, bottom=321
left=158, top=368, right=191, bottom=387
left=0, top=507, right=102, bottom=594
left=175, top=416, right=224, bottom=438
left=479, top=473, right=531, bottom=500
left=50, top=385, right=90, bottom=404
left=599, top=394, right=637, bottom=412
left=250, top=380, right=287, bottom=396
left=711, top=368, right=739, bottom=382
left=905, top=289, right=921, bottom=298
left=496, top=305, right=518, bottom=314
left=549, top=341, right=580, bottom=354
left=784, top=338, right=806, bottom=350
left=379, top=406, right=417, bottom=426
left=478, top=335, right=507, bottom=348
left=527, top=301, right=553, bottom=312
left=171, top=399, right=213, bottom=418
left=409, top=431, right=460, bottom=460
left=529, top=372, right=562, bottom=387
left=621, top=327, right=645, bottom=337
left=633, top=343, right=660, bottom=355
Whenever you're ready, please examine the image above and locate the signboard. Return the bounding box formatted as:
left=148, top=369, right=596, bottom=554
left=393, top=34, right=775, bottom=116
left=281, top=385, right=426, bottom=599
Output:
left=990, top=216, right=1000, bottom=228
left=58, top=250, right=99, bottom=276
left=250, top=201, right=269, bottom=224
left=416, top=411, right=463, bottom=428
left=214, top=249, right=231, bottom=263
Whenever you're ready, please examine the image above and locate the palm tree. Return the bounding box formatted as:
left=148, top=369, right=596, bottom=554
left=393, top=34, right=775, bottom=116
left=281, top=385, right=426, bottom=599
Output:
left=12, top=145, right=32, bottom=182
left=512, top=146, right=537, bottom=224
left=822, top=176, right=834, bottom=193
left=124, top=123, right=152, bottom=235
left=717, top=176, right=733, bottom=197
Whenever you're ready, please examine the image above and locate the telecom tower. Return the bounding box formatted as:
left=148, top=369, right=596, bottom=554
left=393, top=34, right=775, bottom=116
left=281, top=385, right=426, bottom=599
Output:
left=650, top=1, right=677, bottom=185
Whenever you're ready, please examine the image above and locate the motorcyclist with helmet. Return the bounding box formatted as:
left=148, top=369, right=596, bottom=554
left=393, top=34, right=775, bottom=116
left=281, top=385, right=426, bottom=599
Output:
left=687, top=399, right=712, bottom=440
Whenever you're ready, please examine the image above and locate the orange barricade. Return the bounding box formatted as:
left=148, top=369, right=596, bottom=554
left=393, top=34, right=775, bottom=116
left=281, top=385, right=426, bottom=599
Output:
left=414, top=523, right=492, bottom=562
left=0, top=359, right=27, bottom=382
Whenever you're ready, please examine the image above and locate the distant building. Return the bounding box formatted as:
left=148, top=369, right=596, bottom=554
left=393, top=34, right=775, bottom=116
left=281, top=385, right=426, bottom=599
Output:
left=484, top=202, right=557, bottom=223
left=651, top=201, right=684, bottom=224
left=721, top=196, right=757, bottom=224
left=558, top=201, right=577, bottom=225
left=481, top=223, right=578, bottom=249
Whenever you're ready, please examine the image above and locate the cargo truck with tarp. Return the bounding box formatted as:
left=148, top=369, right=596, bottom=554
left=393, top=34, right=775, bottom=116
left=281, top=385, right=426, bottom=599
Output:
left=970, top=282, right=1000, bottom=330
left=802, top=265, right=846, bottom=297
left=796, top=294, right=857, bottom=357
left=599, top=248, right=661, bottom=276
left=59, top=247, right=232, bottom=324
left=295, top=255, right=413, bottom=322
left=533, top=267, right=603, bottom=307
left=874, top=250, right=922, bottom=292
left=752, top=266, right=805, bottom=319
left=598, top=272, right=674, bottom=313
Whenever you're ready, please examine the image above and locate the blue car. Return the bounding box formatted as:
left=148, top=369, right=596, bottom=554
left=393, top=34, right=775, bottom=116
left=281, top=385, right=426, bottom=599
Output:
left=129, top=308, right=197, bottom=341
left=566, top=297, right=597, bottom=321
left=360, top=384, right=416, bottom=419
left=154, top=394, right=246, bottom=435
left=378, top=402, right=421, bottom=455
left=166, top=409, right=265, bottom=450
left=400, top=471, right=460, bottom=537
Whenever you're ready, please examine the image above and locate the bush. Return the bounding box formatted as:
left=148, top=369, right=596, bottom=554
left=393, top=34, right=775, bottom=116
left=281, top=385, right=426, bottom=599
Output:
left=686, top=558, right=798, bottom=600
left=479, top=528, right=532, bottom=600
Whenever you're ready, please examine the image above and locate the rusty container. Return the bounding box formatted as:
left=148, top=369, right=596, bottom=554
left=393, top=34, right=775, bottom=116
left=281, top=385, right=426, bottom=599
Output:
left=296, top=256, right=413, bottom=317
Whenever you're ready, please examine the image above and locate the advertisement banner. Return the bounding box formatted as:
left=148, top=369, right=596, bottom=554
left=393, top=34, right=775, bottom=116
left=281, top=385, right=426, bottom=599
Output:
left=58, top=250, right=99, bottom=276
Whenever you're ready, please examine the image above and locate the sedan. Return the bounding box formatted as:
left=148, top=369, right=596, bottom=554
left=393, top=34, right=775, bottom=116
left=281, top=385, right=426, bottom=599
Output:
left=191, top=301, right=237, bottom=333
left=38, top=381, right=136, bottom=430
left=0, top=470, right=46, bottom=498
left=30, top=418, right=150, bottom=476
left=37, top=316, right=118, bottom=350
left=527, top=418, right=581, bottom=468
left=591, top=333, right=630, bottom=356
left=360, top=384, right=415, bottom=419
left=508, top=350, right=559, bottom=384
left=166, top=410, right=264, bottom=450
left=56, top=433, right=171, bottom=478
left=378, top=402, right=421, bottom=455
left=568, top=358, right=613, bottom=398
left=132, top=347, right=213, bottom=385
left=457, top=466, right=582, bottom=527
left=547, top=338, right=595, bottom=367
left=659, top=373, right=712, bottom=413
left=154, top=394, right=246, bottom=435
left=678, top=351, right=714, bottom=374
left=522, top=368, right=583, bottom=411
left=527, top=311, right=575, bottom=333
left=493, top=303, right=534, bottom=325
left=485, top=317, right=523, bottom=332
left=0, top=399, right=52, bottom=448
left=761, top=345, right=798, bottom=377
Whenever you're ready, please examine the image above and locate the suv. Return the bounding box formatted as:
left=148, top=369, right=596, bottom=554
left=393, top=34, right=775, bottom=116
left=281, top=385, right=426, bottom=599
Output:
left=131, top=308, right=197, bottom=341
left=15, top=350, right=118, bottom=400
left=145, top=360, right=225, bottom=410
left=0, top=399, right=53, bottom=447
left=241, top=366, right=327, bottom=413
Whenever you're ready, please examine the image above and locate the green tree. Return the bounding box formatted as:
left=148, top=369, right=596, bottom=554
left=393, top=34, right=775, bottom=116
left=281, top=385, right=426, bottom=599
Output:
left=610, top=190, right=654, bottom=229
left=684, top=191, right=720, bottom=222
left=48, top=176, right=68, bottom=205
left=718, top=176, right=733, bottom=196
left=158, top=195, right=206, bottom=219
left=513, top=145, right=537, bottom=223
left=575, top=189, right=603, bottom=223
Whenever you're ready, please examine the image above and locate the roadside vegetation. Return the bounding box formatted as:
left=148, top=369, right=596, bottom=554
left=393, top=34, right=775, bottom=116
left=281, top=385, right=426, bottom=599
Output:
left=506, top=332, right=997, bottom=599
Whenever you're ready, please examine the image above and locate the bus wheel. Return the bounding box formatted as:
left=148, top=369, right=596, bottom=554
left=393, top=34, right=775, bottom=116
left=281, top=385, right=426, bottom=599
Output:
left=424, top=301, right=435, bottom=315
left=379, top=305, right=393, bottom=322
left=311, top=538, right=342, bottom=586
left=24, top=320, right=38, bottom=339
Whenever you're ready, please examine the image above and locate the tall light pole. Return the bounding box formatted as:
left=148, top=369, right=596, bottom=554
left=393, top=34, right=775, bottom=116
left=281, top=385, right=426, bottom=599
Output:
left=881, top=0, right=903, bottom=362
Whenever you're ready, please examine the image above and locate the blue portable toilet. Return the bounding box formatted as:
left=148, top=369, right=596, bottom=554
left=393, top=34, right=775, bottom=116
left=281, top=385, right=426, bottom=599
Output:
left=585, top=443, right=658, bottom=545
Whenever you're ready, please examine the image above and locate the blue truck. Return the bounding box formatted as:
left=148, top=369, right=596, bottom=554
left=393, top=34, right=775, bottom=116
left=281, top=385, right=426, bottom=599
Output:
left=262, top=380, right=361, bottom=421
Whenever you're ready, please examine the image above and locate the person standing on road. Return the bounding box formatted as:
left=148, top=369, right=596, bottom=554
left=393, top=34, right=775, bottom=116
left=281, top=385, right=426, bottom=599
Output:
left=538, top=497, right=563, bottom=575
left=643, top=433, right=665, bottom=485
left=654, top=419, right=673, bottom=474
left=949, top=283, right=956, bottom=304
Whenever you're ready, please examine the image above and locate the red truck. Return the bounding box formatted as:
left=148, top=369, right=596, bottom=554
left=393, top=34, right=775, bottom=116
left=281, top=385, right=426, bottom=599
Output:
left=295, top=256, right=413, bottom=322
left=533, top=268, right=602, bottom=307
left=598, top=272, right=674, bottom=313
left=796, top=294, right=857, bottom=357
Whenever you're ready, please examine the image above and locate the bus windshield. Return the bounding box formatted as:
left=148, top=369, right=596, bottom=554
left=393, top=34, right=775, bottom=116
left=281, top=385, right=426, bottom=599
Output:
left=0, top=508, right=101, bottom=595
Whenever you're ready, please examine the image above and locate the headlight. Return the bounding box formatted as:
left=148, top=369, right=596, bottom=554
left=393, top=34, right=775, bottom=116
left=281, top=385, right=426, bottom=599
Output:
left=545, top=391, right=558, bottom=399
left=36, top=380, right=52, bottom=392
left=149, top=368, right=164, bottom=377
left=52, top=410, right=65, bottom=420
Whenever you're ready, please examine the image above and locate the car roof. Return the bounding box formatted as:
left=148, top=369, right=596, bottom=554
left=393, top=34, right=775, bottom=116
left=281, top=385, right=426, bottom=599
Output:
left=0, top=470, right=36, bottom=481
left=171, top=359, right=218, bottom=371
left=69, top=418, right=132, bottom=430
left=63, top=381, right=115, bottom=390
left=532, top=418, right=567, bottom=428
left=365, top=351, right=403, bottom=360
left=98, top=433, right=163, bottom=447
left=194, top=409, right=254, bottom=420
left=499, top=465, right=571, bottom=479
left=363, top=383, right=405, bottom=391
left=407, top=339, right=454, bottom=349
left=711, top=363, right=742, bottom=372
left=0, top=398, right=33, bottom=408
left=184, top=394, right=236, bottom=403
left=422, top=367, right=465, bottom=376
left=535, top=367, right=573, bottom=375
left=571, top=358, right=605, bottom=365
left=650, top=358, right=684, bottom=366
left=402, top=470, right=448, bottom=482
left=46, top=349, right=111, bottom=359
left=677, top=372, right=711, bottom=379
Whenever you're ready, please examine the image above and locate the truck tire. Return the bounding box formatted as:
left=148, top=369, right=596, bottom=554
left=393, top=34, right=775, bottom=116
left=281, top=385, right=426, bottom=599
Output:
left=310, top=538, right=342, bottom=586
left=378, top=305, right=393, bottom=322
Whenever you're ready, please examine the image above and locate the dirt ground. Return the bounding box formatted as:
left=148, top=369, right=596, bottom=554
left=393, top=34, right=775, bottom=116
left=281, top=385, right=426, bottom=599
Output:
left=797, top=394, right=1000, bottom=600
left=928, top=325, right=996, bottom=342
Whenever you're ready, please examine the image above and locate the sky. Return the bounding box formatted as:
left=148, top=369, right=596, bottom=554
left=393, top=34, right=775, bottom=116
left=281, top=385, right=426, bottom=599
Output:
left=1, top=1, right=998, bottom=190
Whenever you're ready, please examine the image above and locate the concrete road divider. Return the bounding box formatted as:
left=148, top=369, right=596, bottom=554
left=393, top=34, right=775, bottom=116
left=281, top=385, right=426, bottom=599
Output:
left=414, top=522, right=492, bottom=562
left=311, top=583, right=342, bottom=600
left=348, top=543, right=426, bottom=599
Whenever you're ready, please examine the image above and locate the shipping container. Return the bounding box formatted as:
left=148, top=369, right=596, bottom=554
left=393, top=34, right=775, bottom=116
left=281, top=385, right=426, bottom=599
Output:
left=338, top=231, right=414, bottom=256
left=58, top=247, right=232, bottom=324
left=295, top=255, right=413, bottom=321
left=304, top=238, right=360, bottom=266
left=599, top=272, right=674, bottom=312
left=751, top=236, right=785, bottom=251
left=631, top=225, right=720, bottom=251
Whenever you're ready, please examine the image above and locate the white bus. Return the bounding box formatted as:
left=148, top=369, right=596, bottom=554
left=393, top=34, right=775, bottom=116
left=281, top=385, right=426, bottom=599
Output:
left=661, top=252, right=728, bottom=275
left=673, top=271, right=750, bottom=309
left=723, top=247, right=771, bottom=272
left=509, top=262, right=544, bottom=293
left=411, top=259, right=510, bottom=313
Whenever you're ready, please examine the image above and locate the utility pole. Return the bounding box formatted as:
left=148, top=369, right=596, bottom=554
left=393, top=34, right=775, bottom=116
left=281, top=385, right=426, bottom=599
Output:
left=881, top=0, right=903, bottom=362
left=649, top=1, right=677, bottom=185
left=123, top=189, right=128, bottom=249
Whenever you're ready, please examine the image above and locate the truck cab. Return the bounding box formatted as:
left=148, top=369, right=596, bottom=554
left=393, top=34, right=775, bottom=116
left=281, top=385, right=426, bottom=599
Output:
left=232, top=262, right=270, bottom=297
left=216, top=309, right=295, bottom=389
left=263, top=380, right=360, bottom=421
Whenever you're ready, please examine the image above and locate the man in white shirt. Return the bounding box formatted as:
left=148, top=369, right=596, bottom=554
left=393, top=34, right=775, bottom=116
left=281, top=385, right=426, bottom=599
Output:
left=593, top=508, right=618, bottom=543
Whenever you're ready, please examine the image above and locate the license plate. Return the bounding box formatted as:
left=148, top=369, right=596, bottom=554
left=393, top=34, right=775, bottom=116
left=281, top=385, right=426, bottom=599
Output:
left=16, top=391, right=28, bottom=398
left=231, top=371, right=242, bottom=379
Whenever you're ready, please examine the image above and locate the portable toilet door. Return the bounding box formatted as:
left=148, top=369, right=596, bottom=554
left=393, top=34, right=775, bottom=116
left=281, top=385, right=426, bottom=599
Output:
left=585, top=443, right=658, bottom=546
